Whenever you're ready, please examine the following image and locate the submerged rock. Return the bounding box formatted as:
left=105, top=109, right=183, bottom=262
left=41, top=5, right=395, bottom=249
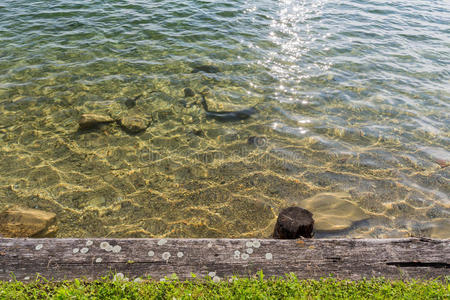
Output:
left=0, top=206, right=57, bottom=238
left=119, top=116, right=149, bottom=133
left=124, top=95, right=143, bottom=109
left=297, top=192, right=368, bottom=231
left=192, top=129, right=204, bottom=137
left=178, top=99, right=188, bottom=107
left=192, top=65, right=220, bottom=73
left=430, top=218, right=450, bottom=239
left=248, top=136, right=267, bottom=147
left=184, top=88, right=195, bottom=98
left=78, top=113, right=115, bottom=130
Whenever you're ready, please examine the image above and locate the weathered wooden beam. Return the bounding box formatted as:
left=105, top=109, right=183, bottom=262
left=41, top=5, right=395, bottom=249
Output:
left=0, top=238, right=448, bottom=282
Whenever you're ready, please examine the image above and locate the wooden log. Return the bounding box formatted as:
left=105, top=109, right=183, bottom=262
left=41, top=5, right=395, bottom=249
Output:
left=0, top=238, right=448, bottom=282
left=273, top=207, right=314, bottom=239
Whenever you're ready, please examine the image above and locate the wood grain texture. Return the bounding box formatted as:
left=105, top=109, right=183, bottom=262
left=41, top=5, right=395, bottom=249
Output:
left=0, top=238, right=448, bottom=282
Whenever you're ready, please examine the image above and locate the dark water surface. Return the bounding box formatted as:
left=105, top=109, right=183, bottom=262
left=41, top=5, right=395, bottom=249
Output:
left=0, top=0, right=448, bottom=238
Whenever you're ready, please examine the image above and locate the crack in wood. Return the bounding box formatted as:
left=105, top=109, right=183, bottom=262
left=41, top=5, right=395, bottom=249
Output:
left=325, top=257, right=341, bottom=262
left=386, top=262, right=450, bottom=268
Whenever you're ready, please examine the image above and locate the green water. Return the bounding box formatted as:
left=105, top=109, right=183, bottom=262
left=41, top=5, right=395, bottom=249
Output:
left=0, top=0, right=448, bottom=238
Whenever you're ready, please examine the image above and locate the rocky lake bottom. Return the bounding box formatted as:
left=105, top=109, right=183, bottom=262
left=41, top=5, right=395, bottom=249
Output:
left=0, top=0, right=448, bottom=238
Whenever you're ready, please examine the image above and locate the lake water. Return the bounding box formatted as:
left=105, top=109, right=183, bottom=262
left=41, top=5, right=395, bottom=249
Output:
left=0, top=0, right=448, bottom=238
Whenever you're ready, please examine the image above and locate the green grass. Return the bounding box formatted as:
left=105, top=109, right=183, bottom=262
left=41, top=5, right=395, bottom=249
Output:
left=0, top=273, right=448, bottom=299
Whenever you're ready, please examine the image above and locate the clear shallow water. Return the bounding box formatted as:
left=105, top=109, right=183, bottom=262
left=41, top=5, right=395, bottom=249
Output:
left=0, top=0, right=448, bottom=238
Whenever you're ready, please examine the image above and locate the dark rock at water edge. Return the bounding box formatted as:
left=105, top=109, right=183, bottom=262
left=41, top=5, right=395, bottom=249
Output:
left=273, top=206, right=314, bottom=239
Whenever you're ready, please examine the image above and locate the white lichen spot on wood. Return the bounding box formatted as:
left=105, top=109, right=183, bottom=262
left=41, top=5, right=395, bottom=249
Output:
left=241, top=253, right=249, bottom=260
left=112, top=245, right=121, bottom=253
left=158, top=239, right=167, bottom=246
left=80, top=247, right=89, bottom=254
left=213, top=276, right=221, bottom=283
left=246, top=241, right=253, bottom=248
left=177, top=251, right=184, bottom=258
left=265, top=253, right=273, bottom=260
left=246, top=248, right=253, bottom=254
left=24, top=276, right=30, bottom=280
left=86, top=240, right=93, bottom=246
left=100, top=242, right=109, bottom=250
left=95, top=257, right=102, bottom=263
left=35, top=244, right=43, bottom=251
left=233, top=250, right=240, bottom=259
left=105, top=245, right=113, bottom=252
left=162, top=252, right=171, bottom=260
left=207, top=242, right=212, bottom=248
left=208, top=271, right=216, bottom=277
left=72, top=248, right=79, bottom=254
left=148, top=250, right=155, bottom=257
left=252, top=240, right=261, bottom=248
